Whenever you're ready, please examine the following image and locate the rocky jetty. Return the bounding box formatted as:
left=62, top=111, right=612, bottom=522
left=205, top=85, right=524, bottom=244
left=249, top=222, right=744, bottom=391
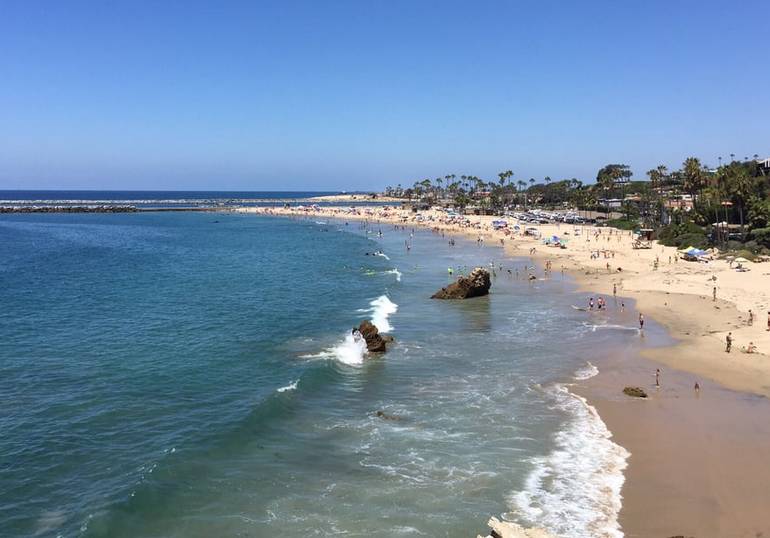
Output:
left=357, top=320, right=387, bottom=352
left=623, top=386, right=648, bottom=398
left=432, top=267, right=491, bottom=299
left=0, top=205, right=138, bottom=213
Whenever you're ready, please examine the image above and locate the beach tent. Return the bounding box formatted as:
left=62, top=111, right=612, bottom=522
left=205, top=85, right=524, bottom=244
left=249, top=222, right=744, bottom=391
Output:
left=679, top=246, right=708, bottom=261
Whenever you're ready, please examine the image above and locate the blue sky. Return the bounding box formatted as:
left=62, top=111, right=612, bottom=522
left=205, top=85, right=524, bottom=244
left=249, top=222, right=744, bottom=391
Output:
left=1, top=0, right=768, bottom=191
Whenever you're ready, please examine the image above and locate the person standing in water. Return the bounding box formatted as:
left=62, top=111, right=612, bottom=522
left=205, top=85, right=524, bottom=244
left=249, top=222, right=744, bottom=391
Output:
left=655, top=368, right=660, bottom=387
left=639, top=313, right=644, bottom=330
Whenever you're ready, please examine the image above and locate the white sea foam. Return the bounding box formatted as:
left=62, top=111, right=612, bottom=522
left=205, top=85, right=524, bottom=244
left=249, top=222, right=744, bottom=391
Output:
left=585, top=322, right=639, bottom=333
left=508, top=379, right=629, bottom=537
left=374, top=252, right=390, bottom=260
left=386, top=268, right=402, bottom=282
left=277, top=380, right=299, bottom=392
left=330, top=332, right=368, bottom=365
left=299, top=334, right=367, bottom=365
left=573, top=361, right=599, bottom=381
left=370, top=295, right=398, bottom=333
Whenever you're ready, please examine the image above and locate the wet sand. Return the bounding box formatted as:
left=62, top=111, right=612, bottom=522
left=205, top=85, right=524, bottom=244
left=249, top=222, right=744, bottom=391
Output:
left=577, top=338, right=770, bottom=537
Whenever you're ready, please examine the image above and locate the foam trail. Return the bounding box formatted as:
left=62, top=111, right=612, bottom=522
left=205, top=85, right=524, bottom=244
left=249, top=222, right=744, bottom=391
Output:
left=386, top=268, right=402, bottom=282
left=374, top=252, right=390, bottom=260
left=277, top=380, right=298, bottom=393
left=586, top=323, right=640, bottom=333
left=370, top=295, right=398, bottom=333
left=508, top=368, right=629, bottom=538
left=573, top=362, right=599, bottom=381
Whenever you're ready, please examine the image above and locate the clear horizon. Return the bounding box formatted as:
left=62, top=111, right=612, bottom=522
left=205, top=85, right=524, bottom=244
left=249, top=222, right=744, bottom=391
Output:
left=1, top=0, right=769, bottom=191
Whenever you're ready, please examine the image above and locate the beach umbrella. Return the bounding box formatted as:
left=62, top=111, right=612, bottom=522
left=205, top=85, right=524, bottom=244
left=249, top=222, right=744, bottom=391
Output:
left=734, top=257, right=749, bottom=263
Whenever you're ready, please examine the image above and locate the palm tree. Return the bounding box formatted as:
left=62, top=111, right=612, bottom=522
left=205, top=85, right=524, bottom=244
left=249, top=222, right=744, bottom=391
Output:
left=647, top=165, right=668, bottom=193
left=722, top=163, right=753, bottom=238
left=681, top=157, right=706, bottom=201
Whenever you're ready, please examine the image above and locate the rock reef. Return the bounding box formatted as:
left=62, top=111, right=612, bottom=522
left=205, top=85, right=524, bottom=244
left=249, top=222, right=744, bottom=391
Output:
left=431, top=267, right=491, bottom=299
left=623, top=386, right=648, bottom=398
left=357, top=320, right=388, bottom=352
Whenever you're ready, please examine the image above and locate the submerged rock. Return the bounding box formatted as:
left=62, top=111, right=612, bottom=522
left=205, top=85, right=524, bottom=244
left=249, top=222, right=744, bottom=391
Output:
left=357, top=320, right=387, bottom=352
left=623, top=386, right=648, bottom=398
left=431, top=267, right=491, bottom=299
left=375, top=410, right=400, bottom=421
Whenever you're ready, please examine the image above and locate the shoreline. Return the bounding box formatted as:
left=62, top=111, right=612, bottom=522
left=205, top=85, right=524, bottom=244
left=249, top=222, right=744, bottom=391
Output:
left=237, top=204, right=770, bottom=537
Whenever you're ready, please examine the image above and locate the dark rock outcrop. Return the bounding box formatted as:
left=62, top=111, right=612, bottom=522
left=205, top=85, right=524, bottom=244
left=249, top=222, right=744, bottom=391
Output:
left=623, top=386, right=648, bottom=398
left=431, top=267, right=491, bottom=299
left=357, top=320, right=387, bottom=352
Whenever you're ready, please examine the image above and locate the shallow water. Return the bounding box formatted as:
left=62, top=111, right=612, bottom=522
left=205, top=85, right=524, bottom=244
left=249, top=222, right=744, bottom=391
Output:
left=0, top=212, right=667, bottom=537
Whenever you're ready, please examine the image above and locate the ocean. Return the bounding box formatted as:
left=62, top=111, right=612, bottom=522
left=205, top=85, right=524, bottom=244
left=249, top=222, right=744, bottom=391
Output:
left=0, top=206, right=659, bottom=537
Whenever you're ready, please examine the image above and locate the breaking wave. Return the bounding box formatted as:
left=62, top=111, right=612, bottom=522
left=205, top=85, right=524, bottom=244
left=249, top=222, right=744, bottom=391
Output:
left=370, top=295, right=398, bottom=333
left=299, top=295, right=398, bottom=366
left=508, top=365, right=629, bottom=537
left=386, top=268, right=402, bottom=282
left=277, top=380, right=299, bottom=393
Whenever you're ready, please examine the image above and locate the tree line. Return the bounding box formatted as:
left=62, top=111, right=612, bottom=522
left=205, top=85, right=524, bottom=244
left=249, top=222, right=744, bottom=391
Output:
left=382, top=155, right=770, bottom=250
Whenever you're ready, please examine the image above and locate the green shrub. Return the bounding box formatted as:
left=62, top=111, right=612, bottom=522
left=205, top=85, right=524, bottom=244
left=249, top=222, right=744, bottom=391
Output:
left=735, top=250, right=757, bottom=261
left=657, top=222, right=710, bottom=249
left=675, top=232, right=709, bottom=249
left=750, top=227, right=770, bottom=248
left=605, top=218, right=639, bottom=230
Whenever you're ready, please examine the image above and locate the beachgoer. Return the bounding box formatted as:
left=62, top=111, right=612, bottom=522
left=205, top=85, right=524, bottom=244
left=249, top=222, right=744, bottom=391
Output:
left=725, top=332, right=733, bottom=353
left=748, top=309, right=754, bottom=326
left=694, top=381, right=700, bottom=393
left=713, top=286, right=717, bottom=302
left=639, top=313, right=644, bottom=330
left=746, top=342, right=757, bottom=354
left=655, top=368, right=660, bottom=387
left=767, top=311, right=770, bottom=332
left=589, top=298, right=594, bottom=310
left=621, top=302, right=625, bottom=312
left=613, top=283, right=617, bottom=296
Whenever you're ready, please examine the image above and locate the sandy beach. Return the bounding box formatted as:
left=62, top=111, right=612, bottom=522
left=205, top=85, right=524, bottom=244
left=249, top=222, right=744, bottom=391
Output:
left=239, top=203, right=770, bottom=537
left=306, top=193, right=403, bottom=203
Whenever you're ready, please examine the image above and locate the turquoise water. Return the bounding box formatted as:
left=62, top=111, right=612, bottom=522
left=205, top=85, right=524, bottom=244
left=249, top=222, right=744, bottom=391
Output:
left=0, top=212, right=661, bottom=537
